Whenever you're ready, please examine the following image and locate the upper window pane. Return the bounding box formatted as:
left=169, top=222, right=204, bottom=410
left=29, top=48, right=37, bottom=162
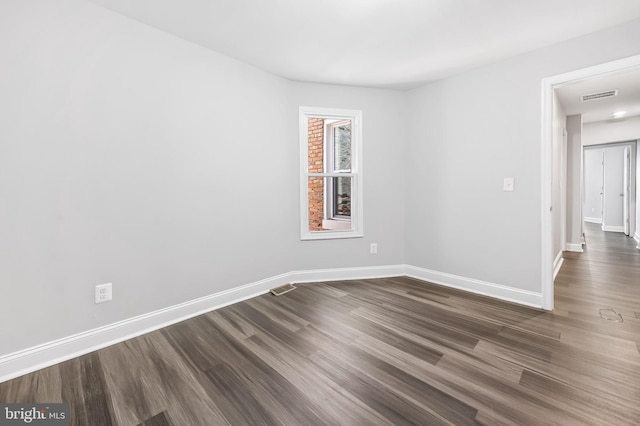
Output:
left=308, top=117, right=325, bottom=174
left=332, top=121, right=351, bottom=172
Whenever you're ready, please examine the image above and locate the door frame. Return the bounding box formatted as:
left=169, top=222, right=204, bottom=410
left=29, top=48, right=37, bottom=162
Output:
left=540, top=54, right=640, bottom=310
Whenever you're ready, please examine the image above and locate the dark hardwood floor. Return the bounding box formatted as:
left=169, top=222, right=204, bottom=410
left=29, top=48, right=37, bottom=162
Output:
left=2, top=223, right=640, bottom=425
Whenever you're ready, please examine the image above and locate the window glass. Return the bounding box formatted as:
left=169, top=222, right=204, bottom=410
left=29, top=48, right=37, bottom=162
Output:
left=332, top=176, right=351, bottom=218
left=333, top=122, right=351, bottom=172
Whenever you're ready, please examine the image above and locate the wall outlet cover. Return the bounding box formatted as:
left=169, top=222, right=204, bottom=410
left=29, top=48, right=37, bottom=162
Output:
left=95, top=283, right=113, bottom=304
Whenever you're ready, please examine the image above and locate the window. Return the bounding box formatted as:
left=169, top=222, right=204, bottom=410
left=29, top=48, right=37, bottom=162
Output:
left=299, top=107, right=363, bottom=240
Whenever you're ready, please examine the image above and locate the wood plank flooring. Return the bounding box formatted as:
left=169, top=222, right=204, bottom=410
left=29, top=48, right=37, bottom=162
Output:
left=1, top=223, right=639, bottom=425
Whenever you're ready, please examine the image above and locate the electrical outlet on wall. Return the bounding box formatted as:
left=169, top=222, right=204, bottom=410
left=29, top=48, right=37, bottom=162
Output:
left=370, top=243, right=378, bottom=254
left=95, top=283, right=112, bottom=304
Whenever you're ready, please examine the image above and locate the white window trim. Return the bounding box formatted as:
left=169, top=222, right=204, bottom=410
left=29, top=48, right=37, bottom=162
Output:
left=299, top=106, right=363, bottom=240
left=325, top=119, right=352, bottom=221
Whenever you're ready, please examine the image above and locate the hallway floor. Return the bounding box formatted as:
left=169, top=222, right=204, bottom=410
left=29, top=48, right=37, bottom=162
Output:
left=557, top=222, right=640, bottom=322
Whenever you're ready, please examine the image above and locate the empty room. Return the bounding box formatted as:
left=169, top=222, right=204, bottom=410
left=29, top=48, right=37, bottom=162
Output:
left=1, top=0, right=640, bottom=425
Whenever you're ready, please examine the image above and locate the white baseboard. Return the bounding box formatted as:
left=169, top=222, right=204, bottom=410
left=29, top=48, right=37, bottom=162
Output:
left=564, top=243, right=584, bottom=253
left=584, top=217, right=602, bottom=224
left=403, top=265, right=542, bottom=309
left=0, top=265, right=403, bottom=384
left=289, top=264, right=405, bottom=284
left=0, top=263, right=545, bottom=383
left=553, top=251, right=564, bottom=280
left=0, top=273, right=285, bottom=384
left=601, top=225, right=625, bottom=232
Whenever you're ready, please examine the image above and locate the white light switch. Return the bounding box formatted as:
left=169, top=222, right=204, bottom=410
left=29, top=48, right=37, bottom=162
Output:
left=503, top=177, right=514, bottom=191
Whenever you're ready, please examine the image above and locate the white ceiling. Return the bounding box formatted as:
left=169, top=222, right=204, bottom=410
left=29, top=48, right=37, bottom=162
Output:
left=555, top=67, right=640, bottom=123
left=88, top=0, right=640, bottom=89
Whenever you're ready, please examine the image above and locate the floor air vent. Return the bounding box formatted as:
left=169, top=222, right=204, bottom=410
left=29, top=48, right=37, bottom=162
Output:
left=270, top=283, right=296, bottom=296
left=581, top=89, right=618, bottom=102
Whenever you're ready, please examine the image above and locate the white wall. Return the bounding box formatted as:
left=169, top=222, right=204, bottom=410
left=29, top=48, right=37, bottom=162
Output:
left=638, top=145, right=640, bottom=244
left=583, top=149, right=604, bottom=223
left=405, top=17, right=640, bottom=293
left=552, top=97, right=567, bottom=262
left=566, top=115, right=583, bottom=247
left=288, top=83, right=407, bottom=268
left=0, top=0, right=406, bottom=357
left=583, top=116, right=640, bottom=146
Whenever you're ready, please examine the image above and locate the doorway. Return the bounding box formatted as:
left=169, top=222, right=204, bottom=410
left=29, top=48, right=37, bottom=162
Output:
left=583, top=142, right=636, bottom=236
left=541, top=54, right=640, bottom=310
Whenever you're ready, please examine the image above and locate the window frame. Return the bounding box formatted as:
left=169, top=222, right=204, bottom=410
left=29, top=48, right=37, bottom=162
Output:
left=299, top=106, right=363, bottom=240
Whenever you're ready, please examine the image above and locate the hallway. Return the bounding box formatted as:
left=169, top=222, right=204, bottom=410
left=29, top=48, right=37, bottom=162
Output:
left=556, top=222, right=640, bottom=320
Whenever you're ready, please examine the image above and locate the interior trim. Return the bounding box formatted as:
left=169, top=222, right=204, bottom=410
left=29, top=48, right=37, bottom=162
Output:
left=601, top=225, right=625, bottom=232
left=404, top=265, right=543, bottom=309
left=553, top=251, right=565, bottom=280
left=584, top=217, right=603, bottom=224
left=565, top=243, right=584, bottom=252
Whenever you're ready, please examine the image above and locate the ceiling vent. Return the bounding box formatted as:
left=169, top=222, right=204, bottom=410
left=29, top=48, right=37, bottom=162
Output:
left=581, top=89, right=618, bottom=102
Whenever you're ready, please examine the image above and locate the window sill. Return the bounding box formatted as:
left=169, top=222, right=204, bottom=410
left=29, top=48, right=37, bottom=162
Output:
left=301, top=228, right=363, bottom=241
left=322, top=219, right=351, bottom=230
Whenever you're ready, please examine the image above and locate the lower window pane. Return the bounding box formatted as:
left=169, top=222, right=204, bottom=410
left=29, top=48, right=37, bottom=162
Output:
left=308, top=177, right=324, bottom=231
left=332, top=176, right=351, bottom=218
left=307, top=176, right=352, bottom=232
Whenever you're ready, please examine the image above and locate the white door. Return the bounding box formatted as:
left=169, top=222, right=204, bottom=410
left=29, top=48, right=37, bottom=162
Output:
left=623, top=146, right=630, bottom=235
left=602, top=146, right=625, bottom=232
left=583, top=149, right=604, bottom=223
left=600, top=151, right=605, bottom=223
